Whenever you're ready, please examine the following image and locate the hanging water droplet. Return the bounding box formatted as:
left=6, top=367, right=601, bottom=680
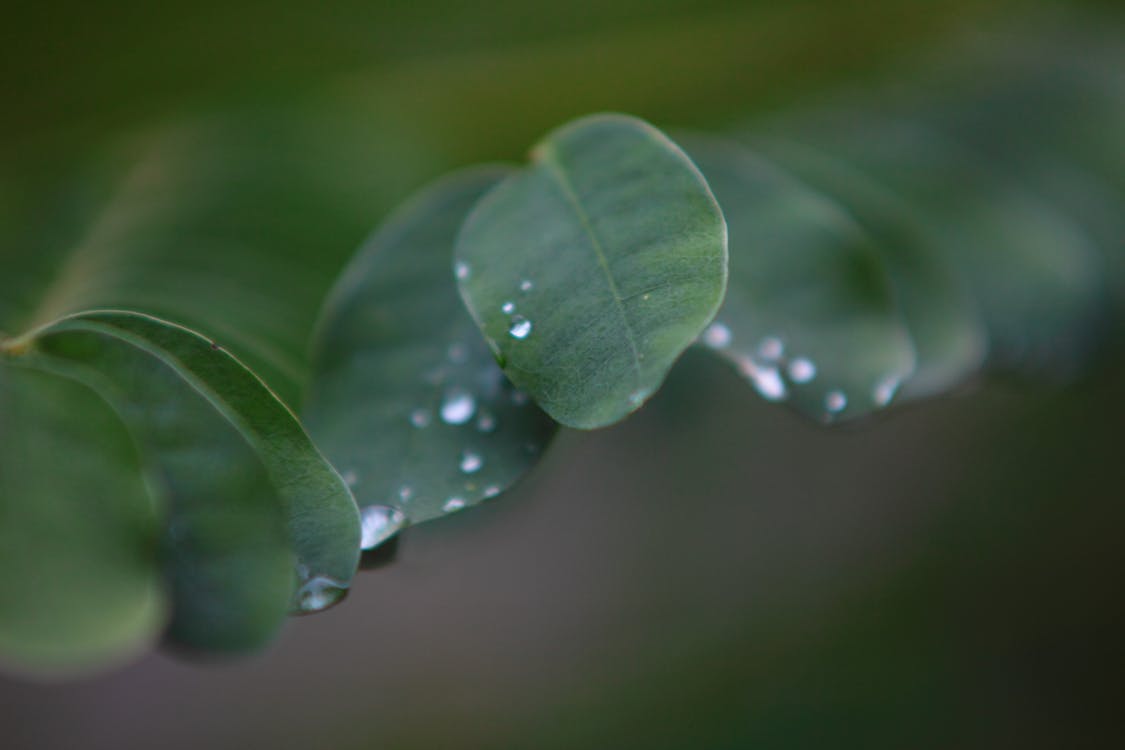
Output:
left=825, top=390, right=848, bottom=413
left=872, top=375, right=901, bottom=407
left=483, top=485, right=501, bottom=498
left=460, top=450, right=483, bottom=474
left=758, top=337, right=784, bottom=361
left=501, top=301, right=516, bottom=315
left=454, top=261, right=471, bottom=280
left=440, top=388, right=476, bottom=424
left=702, top=322, right=731, bottom=349
left=359, top=505, right=406, bottom=550
left=476, top=410, right=497, bottom=432
left=787, top=357, right=817, bottom=384
left=447, top=342, right=468, bottom=364
left=738, top=358, right=787, bottom=401
left=511, top=389, right=529, bottom=406
left=443, top=496, right=466, bottom=513
left=397, top=485, right=414, bottom=502
left=293, top=576, right=348, bottom=614
left=519, top=279, right=534, bottom=293
left=508, top=316, right=532, bottom=340
left=341, top=469, right=358, bottom=488
left=628, top=388, right=650, bottom=406
left=410, top=408, right=431, bottom=428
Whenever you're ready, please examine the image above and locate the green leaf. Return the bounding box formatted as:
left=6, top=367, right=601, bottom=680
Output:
left=307, top=169, right=557, bottom=532
left=683, top=136, right=916, bottom=421
left=454, top=114, right=728, bottom=429
left=0, top=365, right=166, bottom=677
left=3, top=311, right=361, bottom=658
left=747, top=137, right=987, bottom=400
left=796, top=114, right=1108, bottom=375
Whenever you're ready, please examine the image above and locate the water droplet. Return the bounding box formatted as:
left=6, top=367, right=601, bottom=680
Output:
left=758, top=337, right=784, bottom=361
left=447, top=342, right=468, bottom=364
left=341, top=469, right=358, bottom=488
left=454, top=261, right=471, bottom=280
left=440, top=389, right=476, bottom=424
left=294, top=576, right=348, bottom=614
left=508, top=316, right=532, bottom=340
left=628, top=388, right=650, bottom=406
left=501, top=301, right=516, bottom=315
left=397, top=485, right=414, bottom=502
left=519, top=279, right=534, bottom=293
left=443, top=496, right=466, bottom=513
left=738, top=358, right=787, bottom=401
left=872, top=375, right=901, bottom=407
left=702, top=322, right=731, bottom=349
left=410, top=408, right=431, bottom=428
left=483, top=485, right=501, bottom=498
left=787, top=357, right=817, bottom=384
left=359, top=505, right=406, bottom=550
left=825, top=390, right=848, bottom=413
left=476, top=410, right=497, bottom=432
left=511, top=389, right=529, bottom=406
left=460, top=450, right=483, bottom=474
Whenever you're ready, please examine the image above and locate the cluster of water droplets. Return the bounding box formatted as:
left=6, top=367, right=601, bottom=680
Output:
left=499, top=278, right=536, bottom=340
left=388, top=296, right=546, bottom=521
left=700, top=320, right=909, bottom=420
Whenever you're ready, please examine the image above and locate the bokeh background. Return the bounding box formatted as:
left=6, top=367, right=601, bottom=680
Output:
left=2, top=1, right=1123, bottom=747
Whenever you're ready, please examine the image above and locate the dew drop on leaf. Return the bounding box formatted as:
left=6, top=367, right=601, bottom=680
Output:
left=738, top=358, right=788, bottom=402
left=787, top=358, right=817, bottom=383
left=873, top=375, right=901, bottom=407
left=508, top=316, right=532, bottom=340
left=825, top=390, right=848, bottom=413
left=459, top=450, right=483, bottom=474
left=294, top=576, right=348, bottom=614
left=359, top=505, right=406, bottom=550
left=476, top=410, right=497, bottom=433
left=440, top=389, right=476, bottom=424
left=758, top=336, right=784, bottom=361
left=702, top=322, right=732, bottom=349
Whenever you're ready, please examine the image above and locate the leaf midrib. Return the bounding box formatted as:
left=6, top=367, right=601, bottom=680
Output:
left=537, top=145, right=643, bottom=390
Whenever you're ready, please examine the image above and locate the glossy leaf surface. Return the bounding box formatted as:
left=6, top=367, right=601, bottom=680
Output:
left=455, top=114, right=728, bottom=429
left=307, top=169, right=557, bottom=529
left=0, top=364, right=166, bottom=676
left=748, top=138, right=987, bottom=400
left=684, top=136, right=916, bottom=420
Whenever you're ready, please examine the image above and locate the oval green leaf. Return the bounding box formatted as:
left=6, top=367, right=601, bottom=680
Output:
left=806, top=115, right=1108, bottom=376
left=0, top=364, right=166, bottom=677
left=455, top=114, right=728, bottom=429
left=6, top=311, right=361, bottom=655
left=747, top=137, right=987, bottom=400
left=307, top=169, right=558, bottom=531
left=683, top=136, right=917, bottom=421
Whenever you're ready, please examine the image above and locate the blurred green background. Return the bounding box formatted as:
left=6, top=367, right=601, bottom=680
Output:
left=2, top=0, right=1124, bottom=747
